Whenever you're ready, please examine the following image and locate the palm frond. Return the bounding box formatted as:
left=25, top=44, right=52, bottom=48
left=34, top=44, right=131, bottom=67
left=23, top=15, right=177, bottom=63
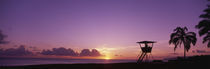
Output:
left=169, top=37, right=181, bottom=51
left=179, top=40, right=183, bottom=47
left=186, top=32, right=197, bottom=45
left=203, top=33, right=210, bottom=43
left=183, top=26, right=188, bottom=31
left=187, top=32, right=196, bottom=36
left=199, top=27, right=210, bottom=36
left=170, top=33, right=177, bottom=40
left=195, top=20, right=210, bottom=29
left=204, top=8, right=210, bottom=13
left=185, top=42, right=191, bottom=52
left=199, top=14, right=210, bottom=18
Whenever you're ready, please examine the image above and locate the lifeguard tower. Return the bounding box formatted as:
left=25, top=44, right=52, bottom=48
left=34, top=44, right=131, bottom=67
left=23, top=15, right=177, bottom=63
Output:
left=136, top=41, right=156, bottom=63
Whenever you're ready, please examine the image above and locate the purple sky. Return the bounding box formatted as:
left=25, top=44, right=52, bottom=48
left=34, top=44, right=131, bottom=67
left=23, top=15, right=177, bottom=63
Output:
left=0, top=0, right=209, bottom=59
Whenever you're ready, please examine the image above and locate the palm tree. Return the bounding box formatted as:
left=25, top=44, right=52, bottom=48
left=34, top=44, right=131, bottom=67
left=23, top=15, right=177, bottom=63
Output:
left=169, top=27, right=197, bottom=58
left=195, top=4, right=210, bottom=48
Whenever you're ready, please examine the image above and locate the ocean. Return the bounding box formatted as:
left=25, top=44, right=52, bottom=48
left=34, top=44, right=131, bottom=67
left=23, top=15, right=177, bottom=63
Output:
left=0, top=58, right=136, bottom=66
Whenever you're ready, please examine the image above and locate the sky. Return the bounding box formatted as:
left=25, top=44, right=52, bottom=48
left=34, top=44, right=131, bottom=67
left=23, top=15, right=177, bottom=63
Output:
left=0, top=0, right=210, bottom=60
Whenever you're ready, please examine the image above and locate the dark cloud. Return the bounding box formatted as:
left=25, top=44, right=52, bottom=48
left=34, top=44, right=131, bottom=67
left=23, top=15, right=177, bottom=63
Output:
left=0, top=45, right=101, bottom=57
left=80, top=49, right=101, bottom=56
left=91, top=49, right=101, bottom=56
left=41, top=47, right=79, bottom=56
left=0, top=45, right=33, bottom=56
left=0, top=30, right=9, bottom=44
left=192, top=50, right=210, bottom=53
left=29, top=46, right=41, bottom=51
left=80, top=49, right=91, bottom=56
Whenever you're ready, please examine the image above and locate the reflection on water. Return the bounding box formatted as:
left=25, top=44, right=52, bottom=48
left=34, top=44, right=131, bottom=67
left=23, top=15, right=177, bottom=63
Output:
left=0, top=58, right=136, bottom=66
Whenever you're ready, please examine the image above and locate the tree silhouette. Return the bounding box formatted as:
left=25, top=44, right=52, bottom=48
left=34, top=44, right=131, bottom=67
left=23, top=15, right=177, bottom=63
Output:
left=195, top=1, right=210, bottom=48
left=169, top=27, right=197, bottom=58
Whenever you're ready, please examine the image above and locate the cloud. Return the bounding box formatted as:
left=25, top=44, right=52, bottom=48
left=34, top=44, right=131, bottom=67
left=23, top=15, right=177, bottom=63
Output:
left=29, top=46, right=41, bottom=51
left=80, top=49, right=91, bottom=56
left=0, top=30, right=9, bottom=44
left=41, top=47, right=79, bottom=56
left=80, top=49, right=101, bottom=56
left=91, top=49, right=101, bottom=56
left=0, top=46, right=102, bottom=57
left=192, top=50, right=210, bottom=53
left=0, top=45, right=33, bottom=56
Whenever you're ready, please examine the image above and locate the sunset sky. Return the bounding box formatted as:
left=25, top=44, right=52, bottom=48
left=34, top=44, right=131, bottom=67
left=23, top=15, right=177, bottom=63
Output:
left=0, top=0, right=210, bottom=60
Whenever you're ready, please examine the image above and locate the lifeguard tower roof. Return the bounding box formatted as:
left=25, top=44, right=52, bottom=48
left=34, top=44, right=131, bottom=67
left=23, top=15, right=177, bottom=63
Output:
left=136, top=41, right=156, bottom=44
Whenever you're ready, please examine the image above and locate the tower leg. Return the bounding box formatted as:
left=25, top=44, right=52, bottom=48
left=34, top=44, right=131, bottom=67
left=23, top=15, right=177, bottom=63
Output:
left=137, top=52, right=147, bottom=63
left=140, top=53, right=146, bottom=62
left=137, top=52, right=143, bottom=63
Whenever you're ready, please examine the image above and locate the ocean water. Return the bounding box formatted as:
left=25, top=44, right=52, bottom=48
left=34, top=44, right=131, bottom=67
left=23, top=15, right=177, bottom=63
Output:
left=0, top=58, right=136, bottom=66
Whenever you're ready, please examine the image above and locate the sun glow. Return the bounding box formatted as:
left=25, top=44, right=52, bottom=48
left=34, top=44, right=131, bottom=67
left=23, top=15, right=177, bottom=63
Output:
left=105, top=57, right=110, bottom=60
left=96, top=47, right=115, bottom=60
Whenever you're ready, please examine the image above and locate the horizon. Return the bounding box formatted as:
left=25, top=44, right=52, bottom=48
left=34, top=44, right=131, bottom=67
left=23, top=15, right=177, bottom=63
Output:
left=0, top=0, right=210, bottom=61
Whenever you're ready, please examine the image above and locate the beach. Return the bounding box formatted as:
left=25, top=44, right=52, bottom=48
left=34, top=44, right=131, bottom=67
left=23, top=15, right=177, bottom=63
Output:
left=0, top=62, right=208, bottom=69
left=0, top=55, right=210, bottom=69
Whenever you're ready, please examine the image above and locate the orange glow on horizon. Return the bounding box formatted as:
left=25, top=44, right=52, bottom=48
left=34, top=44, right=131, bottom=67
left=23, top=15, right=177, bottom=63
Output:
left=105, top=57, right=110, bottom=60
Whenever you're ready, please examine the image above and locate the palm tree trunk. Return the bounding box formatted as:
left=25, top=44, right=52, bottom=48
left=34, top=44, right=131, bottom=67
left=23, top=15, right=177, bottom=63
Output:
left=184, top=47, right=186, bottom=59
left=182, top=39, right=186, bottom=59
